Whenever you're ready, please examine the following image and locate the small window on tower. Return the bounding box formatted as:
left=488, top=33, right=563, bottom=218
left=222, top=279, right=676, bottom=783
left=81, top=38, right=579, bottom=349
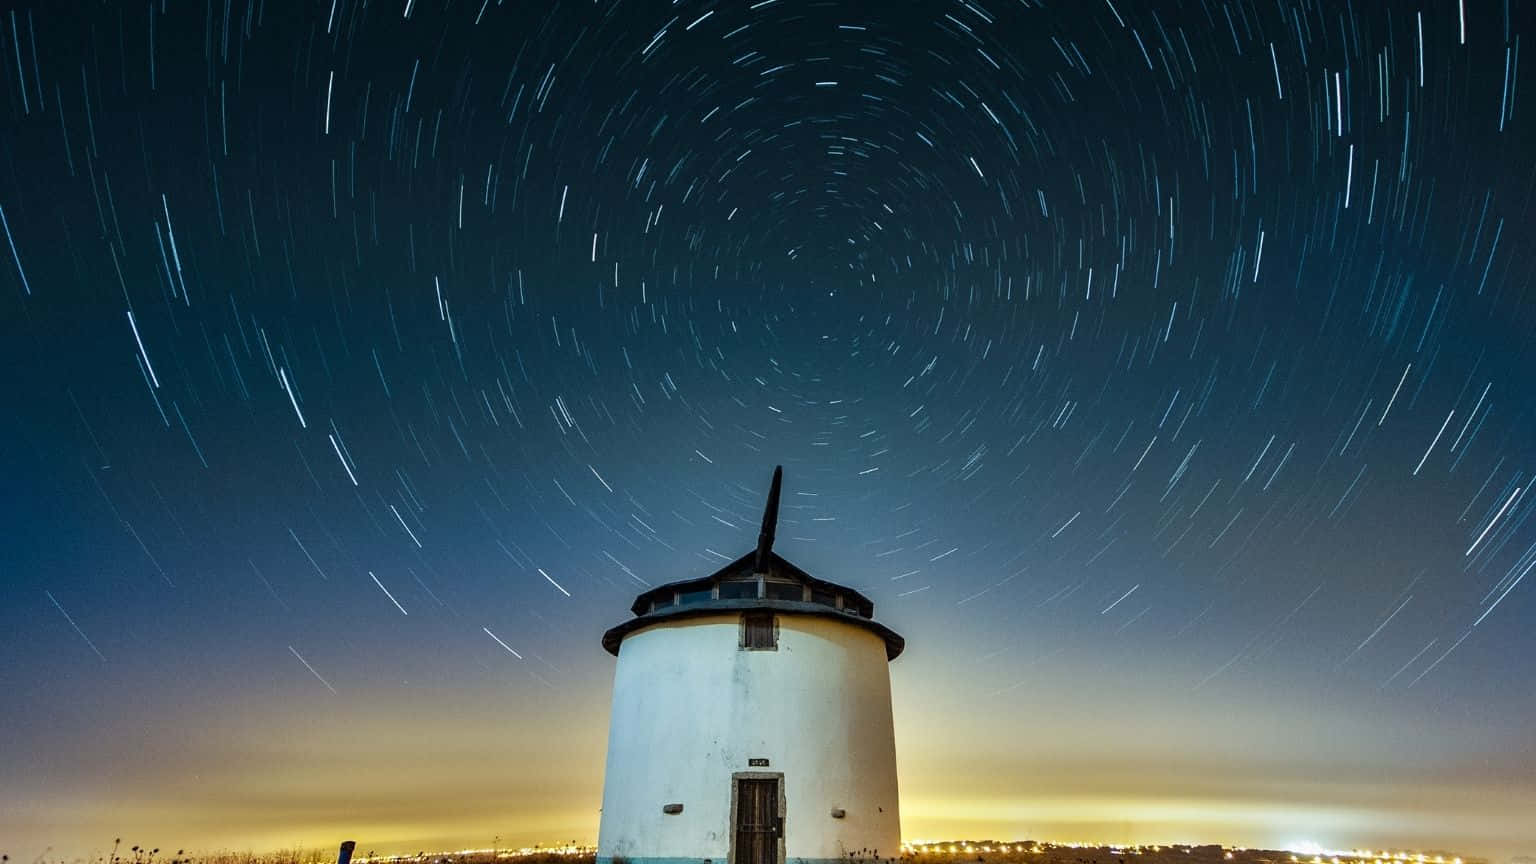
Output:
left=742, top=612, right=776, bottom=650
left=764, top=580, right=805, bottom=602
left=678, top=586, right=713, bottom=605
left=718, top=578, right=758, bottom=600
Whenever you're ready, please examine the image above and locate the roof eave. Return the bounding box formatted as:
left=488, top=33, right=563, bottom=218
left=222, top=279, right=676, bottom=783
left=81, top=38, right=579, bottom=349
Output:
left=602, top=599, right=905, bottom=660
left=627, top=549, right=878, bottom=616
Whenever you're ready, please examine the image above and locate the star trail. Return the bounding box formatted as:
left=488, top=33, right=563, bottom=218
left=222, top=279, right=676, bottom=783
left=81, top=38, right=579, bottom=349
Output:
left=1, top=0, right=1534, bottom=860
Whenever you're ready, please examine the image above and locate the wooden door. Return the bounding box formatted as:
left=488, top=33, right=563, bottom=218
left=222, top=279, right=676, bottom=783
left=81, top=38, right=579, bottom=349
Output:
left=733, top=777, right=780, bottom=864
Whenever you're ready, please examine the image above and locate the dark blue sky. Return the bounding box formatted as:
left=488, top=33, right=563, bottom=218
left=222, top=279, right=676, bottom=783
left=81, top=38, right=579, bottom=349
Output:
left=2, top=0, right=1534, bottom=859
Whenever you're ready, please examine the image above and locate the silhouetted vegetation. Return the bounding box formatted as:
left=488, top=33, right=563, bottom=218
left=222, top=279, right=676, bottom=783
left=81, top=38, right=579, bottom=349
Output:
left=3, top=841, right=1479, bottom=864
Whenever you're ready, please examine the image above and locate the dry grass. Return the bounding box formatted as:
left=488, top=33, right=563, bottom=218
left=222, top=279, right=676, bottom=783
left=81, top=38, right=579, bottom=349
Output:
left=898, top=843, right=1481, bottom=864
left=8, top=842, right=587, bottom=864
left=9, top=841, right=1477, bottom=864
left=8, top=840, right=337, bottom=864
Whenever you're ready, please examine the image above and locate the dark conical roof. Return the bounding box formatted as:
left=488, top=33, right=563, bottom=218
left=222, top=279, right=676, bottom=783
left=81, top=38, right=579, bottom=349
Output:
left=601, top=466, right=904, bottom=659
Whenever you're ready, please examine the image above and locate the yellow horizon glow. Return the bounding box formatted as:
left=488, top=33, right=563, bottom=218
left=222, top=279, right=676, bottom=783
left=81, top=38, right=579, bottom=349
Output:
left=12, top=790, right=1510, bottom=862
left=5, top=678, right=1532, bottom=864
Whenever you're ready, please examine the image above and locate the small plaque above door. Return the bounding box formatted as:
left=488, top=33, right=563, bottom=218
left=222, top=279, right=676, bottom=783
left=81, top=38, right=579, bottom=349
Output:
left=747, top=757, right=770, bottom=767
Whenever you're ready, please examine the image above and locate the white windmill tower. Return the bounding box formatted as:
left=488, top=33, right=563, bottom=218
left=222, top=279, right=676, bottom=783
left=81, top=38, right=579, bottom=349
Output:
left=597, top=466, right=905, bottom=864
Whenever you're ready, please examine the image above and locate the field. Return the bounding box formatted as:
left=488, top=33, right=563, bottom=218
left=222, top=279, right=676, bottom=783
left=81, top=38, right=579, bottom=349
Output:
left=16, top=841, right=1477, bottom=864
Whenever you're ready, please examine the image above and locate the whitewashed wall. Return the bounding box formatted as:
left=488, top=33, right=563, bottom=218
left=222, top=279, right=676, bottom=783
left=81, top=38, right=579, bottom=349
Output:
left=597, top=612, right=900, bottom=864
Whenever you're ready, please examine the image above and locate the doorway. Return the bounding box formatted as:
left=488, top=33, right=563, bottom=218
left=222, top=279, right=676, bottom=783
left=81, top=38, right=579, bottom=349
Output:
left=730, top=773, right=783, bottom=864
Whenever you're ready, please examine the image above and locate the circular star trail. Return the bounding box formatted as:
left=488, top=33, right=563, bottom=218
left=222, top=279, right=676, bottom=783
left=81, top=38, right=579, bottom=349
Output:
left=1, top=0, right=1533, bottom=858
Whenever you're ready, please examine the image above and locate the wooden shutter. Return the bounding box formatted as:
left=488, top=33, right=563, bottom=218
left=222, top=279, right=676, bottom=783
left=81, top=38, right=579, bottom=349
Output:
left=742, top=612, right=775, bottom=649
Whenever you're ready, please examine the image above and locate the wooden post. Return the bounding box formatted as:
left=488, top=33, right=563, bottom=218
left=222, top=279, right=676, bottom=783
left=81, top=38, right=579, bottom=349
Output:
left=338, top=841, right=356, bottom=864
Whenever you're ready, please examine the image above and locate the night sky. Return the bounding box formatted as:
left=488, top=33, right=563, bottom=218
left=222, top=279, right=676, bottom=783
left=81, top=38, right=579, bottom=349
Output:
left=2, top=0, right=1534, bottom=859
